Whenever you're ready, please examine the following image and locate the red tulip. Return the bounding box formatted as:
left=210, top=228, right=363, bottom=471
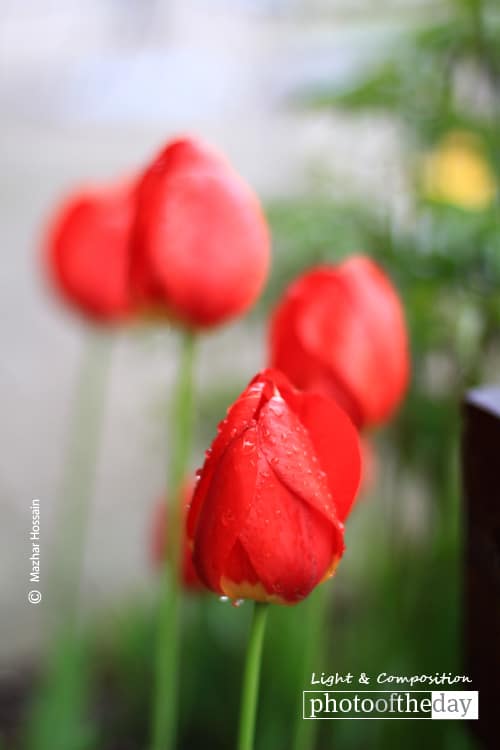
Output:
left=187, top=369, right=361, bottom=605
left=131, top=137, right=270, bottom=328
left=45, top=180, right=136, bottom=321
left=151, top=482, right=205, bottom=591
left=269, top=256, right=409, bottom=427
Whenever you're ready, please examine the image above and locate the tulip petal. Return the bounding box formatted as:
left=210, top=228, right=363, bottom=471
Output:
left=257, top=394, right=339, bottom=526
left=150, top=173, right=269, bottom=326
left=290, top=392, right=361, bottom=523
left=255, top=369, right=361, bottom=521
left=223, top=539, right=260, bottom=588
left=270, top=259, right=409, bottom=427
left=269, top=291, right=315, bottom=389
left=187, top=381, right=265, bottom=540
left=336, top=256, right=409, bottom=424
left=192, top=426, right=259, bottom=593
left=47, top=182, right=135, bottom=320
left=295, top=261, right=409, bottom=426
left=239, top=454, right=344, bottom=603
left=132, top=138, right=270, bottom=327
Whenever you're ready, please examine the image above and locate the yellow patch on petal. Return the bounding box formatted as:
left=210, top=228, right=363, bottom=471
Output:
left=422, top=131, right=496, bottom=210
left=220, top=556, right=342, bottom=605
left=319, top=555, right=341, bottom=584
left=220, top=576, right=289, bottom=605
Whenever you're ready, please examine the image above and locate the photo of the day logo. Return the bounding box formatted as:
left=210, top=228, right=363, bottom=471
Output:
left=303, top=691, right=479, bottom=720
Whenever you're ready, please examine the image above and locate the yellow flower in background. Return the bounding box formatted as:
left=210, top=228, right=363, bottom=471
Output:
left=422, top=131, right=496, bottom=210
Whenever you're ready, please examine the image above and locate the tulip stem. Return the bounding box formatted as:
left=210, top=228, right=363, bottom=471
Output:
left=292, top=585, right=328, bottom=750
left=151, top=330, right=197, bottom=750
left=26, top=330, right=112, bottom=750
left=237, top=602, right=269, bottom=750
left=49, top=329, right=113, bottom=627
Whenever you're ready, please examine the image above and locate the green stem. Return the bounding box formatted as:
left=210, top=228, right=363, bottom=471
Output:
left=151, top=331, right=197, bottom=750
left=28, top=330, right=112, bottom=750
left=292, top=586, right=329, bottom=750
left=237, top=602, right=269, bottom=750
left=48, top=329, right=113, bottom=630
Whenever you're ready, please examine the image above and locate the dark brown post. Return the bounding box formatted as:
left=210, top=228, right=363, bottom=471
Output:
left=462, top=388, right=500, bottom=748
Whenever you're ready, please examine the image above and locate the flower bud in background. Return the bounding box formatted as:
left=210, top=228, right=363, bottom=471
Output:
left=131, top=137, right=271, bottom=328
left=45, top=180, right=136, bottom=322
left=269, top=255, right=409, bottom=428
left=187, top=369, right=361, bottom=605
left=151, top=482, right=205, bottom=592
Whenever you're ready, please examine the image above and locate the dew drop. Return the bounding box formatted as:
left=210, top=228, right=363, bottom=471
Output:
left=231, top=598, right=245, bottom=608
left=219, top=596, right=229, bottom=603
left=242, top=438, right=254, bottom=454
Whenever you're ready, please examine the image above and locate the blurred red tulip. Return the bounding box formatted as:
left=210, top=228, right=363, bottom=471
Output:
left=187, top=369, right=361, bottom=605
left=45, top=180, right=136, bottom=322
left=269, top=256, right=409, bottom=428
left=132, top=137, right=271, bottom=328
left=151, top=482, right=205, bottom=591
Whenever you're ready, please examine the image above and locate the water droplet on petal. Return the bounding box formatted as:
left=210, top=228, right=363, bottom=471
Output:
left=219, top=596, right=229, bottom=603
left=231, top=598, right=244, bottom=608
left=242, top=438, right=254, bottom=454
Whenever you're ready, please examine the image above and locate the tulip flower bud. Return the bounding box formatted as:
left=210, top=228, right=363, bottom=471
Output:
left=131, top=137, right=271, bottom=328
left=269, top=256, right=409, bottom=428
left=151, top=483, right=205, bottom=592
left=45, top=181, right=136, bottom=321
left=187, top=369, right=361, bottom=605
